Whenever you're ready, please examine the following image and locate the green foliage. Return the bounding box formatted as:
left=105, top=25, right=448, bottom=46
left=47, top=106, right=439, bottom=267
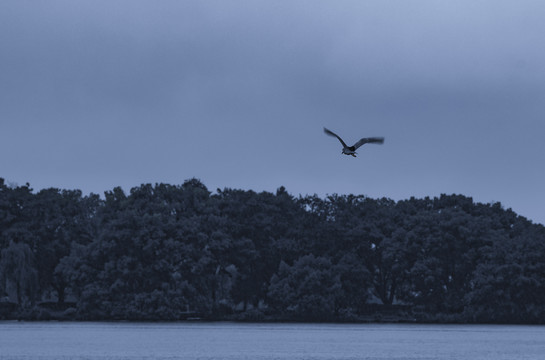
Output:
left=268, top=255, right=342, bottom=321
left=464, top=224, right=545, bottom=323
left=0, top=241, right=37, bottom=305
left=1, top=177, right=545, bottom=323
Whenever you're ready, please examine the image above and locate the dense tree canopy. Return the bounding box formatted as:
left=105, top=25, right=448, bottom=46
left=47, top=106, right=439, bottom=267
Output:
left=1, top=177, right=544, bottom=323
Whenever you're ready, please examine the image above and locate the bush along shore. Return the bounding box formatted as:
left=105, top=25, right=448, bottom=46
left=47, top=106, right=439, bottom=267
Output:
left=1, top=178, right=545, bottom=323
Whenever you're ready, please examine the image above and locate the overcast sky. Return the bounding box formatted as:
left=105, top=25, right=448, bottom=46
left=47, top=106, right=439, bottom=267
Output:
left=1, top=1, right=544, bottom=224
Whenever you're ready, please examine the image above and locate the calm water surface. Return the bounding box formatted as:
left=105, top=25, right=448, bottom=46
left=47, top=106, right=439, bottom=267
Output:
left=1, top=322, right=544, bottom=360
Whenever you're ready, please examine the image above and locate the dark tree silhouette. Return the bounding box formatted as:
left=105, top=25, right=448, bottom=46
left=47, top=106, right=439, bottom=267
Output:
left=1, top=177, right=545, bottom=323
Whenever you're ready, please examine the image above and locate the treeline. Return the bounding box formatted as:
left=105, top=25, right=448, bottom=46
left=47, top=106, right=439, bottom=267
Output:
left=1, top=177, right=545, bottom=323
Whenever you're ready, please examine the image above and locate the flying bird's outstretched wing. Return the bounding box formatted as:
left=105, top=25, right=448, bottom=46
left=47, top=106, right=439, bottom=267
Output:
left=352, top=137, right=385, bottom=149
left=323, top=127, right=348, bottom=148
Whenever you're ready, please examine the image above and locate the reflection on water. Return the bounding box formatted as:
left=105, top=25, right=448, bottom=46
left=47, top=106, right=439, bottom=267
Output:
left=1, top=322, right=544, bottom=360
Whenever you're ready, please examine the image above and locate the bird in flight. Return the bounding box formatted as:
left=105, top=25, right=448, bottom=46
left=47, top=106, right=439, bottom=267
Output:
left=323, top=127, right=384, bottom=157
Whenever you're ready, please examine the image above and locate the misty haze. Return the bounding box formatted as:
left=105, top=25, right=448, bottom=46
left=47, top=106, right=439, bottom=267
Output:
left=2, top=1, right=545, bottom=359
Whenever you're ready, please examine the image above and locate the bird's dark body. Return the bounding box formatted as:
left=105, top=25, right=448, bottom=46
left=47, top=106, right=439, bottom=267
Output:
left=323, top=127, right=384, bottom=157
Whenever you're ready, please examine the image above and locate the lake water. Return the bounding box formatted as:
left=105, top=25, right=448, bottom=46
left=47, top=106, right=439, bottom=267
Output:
left=1, top=322, right=544, bottom=359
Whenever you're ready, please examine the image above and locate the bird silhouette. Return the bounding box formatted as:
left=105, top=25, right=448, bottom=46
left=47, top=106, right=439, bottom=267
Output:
left=324, top=127, right=384, bottom=157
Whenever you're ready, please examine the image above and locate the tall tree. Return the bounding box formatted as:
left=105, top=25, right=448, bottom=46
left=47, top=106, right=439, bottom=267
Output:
left=0, top=241, right=37, bottom=306
left=268, top=255, right=342, bottom=321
